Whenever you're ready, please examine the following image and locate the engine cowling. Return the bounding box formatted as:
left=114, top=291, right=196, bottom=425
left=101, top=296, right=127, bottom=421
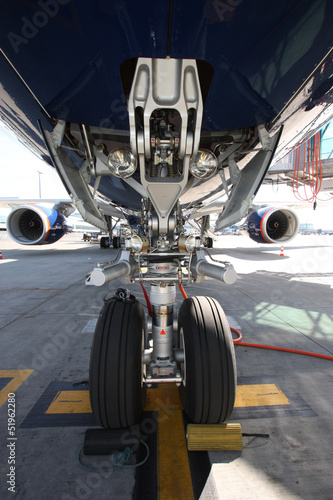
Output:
left=6, top=205, right=70, bottom=245
left=242, top=206, right=300, bottom=244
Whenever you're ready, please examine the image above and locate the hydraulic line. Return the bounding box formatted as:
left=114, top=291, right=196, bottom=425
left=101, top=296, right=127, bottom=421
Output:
left=140, top=283, right=152, bottom=317
left=178, top=285, right=333, bottom=361
left=231, top=327, right=333, bottom=361
left=178, top=284, right=188, bottom=300
left=141, top=284, right=333, bottom=361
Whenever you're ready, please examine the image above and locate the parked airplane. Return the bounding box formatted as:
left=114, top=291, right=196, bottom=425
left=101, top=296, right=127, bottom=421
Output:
left=1, top=0, right=332, bottom=428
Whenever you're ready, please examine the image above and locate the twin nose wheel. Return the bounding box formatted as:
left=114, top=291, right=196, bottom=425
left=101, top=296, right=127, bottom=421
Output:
left=89, top=295, right=236, bottom=428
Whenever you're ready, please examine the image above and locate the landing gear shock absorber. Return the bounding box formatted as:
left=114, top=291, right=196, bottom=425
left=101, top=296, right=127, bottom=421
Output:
left=150, top=284, right=175, bottom=362
left=145, top=284, right=180, bottom=383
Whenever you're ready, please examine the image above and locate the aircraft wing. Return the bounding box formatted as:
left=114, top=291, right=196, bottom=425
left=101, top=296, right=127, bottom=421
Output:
left=0, top=198, right=125, bottom=216
left=0, top=197, right=73, bottom=211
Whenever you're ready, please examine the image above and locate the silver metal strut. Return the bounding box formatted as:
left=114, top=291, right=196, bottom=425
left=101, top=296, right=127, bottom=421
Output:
left=141, top=283, right=183, bottom=385
left=150, top=284, right=176, bottom=362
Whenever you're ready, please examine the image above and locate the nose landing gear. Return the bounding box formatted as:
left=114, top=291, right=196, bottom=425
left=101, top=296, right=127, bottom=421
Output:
left=89, top=286, right=237, bottom=428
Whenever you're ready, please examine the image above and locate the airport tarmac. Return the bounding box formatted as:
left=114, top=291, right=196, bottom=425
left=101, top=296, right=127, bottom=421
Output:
left=0, top=232, right=333, bottom=500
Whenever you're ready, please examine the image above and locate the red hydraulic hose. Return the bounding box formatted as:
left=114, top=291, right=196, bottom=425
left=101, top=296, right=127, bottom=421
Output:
left=178, top=284, right=188, bottom=300
left=156, top=288, right=333, bottom=361
left=231, top=328, right=333, bottom=361
left=140, top=283, right=152, bottom=317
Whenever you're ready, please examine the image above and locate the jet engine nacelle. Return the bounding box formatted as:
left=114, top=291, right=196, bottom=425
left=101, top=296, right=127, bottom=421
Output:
left=6, top=205, right=70, bottom=245
left=242, top=206, right=300, bottom=244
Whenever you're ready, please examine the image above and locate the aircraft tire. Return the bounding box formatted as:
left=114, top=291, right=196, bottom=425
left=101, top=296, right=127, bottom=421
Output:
left=178, top=296, right=236, bottom=423
left=89, top=297, right=146, bottom=428
left=100, top=236, right=109, bottom=248
left=205, top=237, right=213, bottom=248
left=112, top=236, right=120, bottom=248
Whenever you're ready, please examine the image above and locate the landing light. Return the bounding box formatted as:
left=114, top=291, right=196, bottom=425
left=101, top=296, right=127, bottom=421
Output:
left=189, top=150, right=217, bottom=180
left=108, top=148, right=137, bottom=178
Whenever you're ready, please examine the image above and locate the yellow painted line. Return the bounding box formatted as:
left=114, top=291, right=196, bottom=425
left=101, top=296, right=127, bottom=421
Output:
left=0, top=370, right=34, bottom=407
left=235, top=384, right=289, bottom=407
left=46, top=390, right=92, bottom=414
left=145, top=384, right=181, bottom=411
left=145, top=383, right=288, bottom=499
left=146, top=384, right=194, bottom=500
left=43, top=383, right=289, bottom=415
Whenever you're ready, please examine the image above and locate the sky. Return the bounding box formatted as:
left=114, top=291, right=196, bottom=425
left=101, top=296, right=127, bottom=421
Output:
left=0, top=123, right=68, bottom=200
left=0, top=121, right=332, bottom=229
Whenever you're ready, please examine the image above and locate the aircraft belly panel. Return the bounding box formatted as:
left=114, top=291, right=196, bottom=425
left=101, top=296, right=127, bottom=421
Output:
left=170, top=0, right=333, bottom=130
left=0, top=54, right=52, bottom=161
left=0, top=0, right=332, bottom=132
left=0, top=0, right=169, bottom=129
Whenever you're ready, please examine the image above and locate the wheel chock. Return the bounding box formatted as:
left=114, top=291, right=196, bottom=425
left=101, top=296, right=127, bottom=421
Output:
left=186, top=423, right=243, bottom=451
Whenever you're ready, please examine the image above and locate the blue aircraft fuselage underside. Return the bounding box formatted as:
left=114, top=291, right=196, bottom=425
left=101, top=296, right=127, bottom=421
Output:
left=0, top=0, right=332, bottom=131
left=0, top=1, right=332, bottom=211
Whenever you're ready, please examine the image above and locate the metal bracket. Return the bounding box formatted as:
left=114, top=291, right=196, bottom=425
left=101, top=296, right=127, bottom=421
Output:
left=50, top=119, right=66, bottom=148
left=52, top=201, right=76, bottom=218
left=40, top=120, right=108, bottom=231
left=128, top=58, right=203, bottom=234
left=258, top=124, right=273, bottom=151
left=219, top=168, right=229, bottom=197
left=138, top=148, right=191, bottom=235
left=215, top=126, right=283, bottom=230
left=128, top=58, right=203, bottom=159
left=228, top=154, right=241, bottom=185
left=81, top=124, right=96, bottom=176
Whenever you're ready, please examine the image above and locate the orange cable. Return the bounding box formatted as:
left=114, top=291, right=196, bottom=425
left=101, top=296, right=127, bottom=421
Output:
left=178, top=284, right=188, bottom=300
left=177, top=288, right=333, bottom=361
left=140, top=283, right=152, bottom=317
left=231, top=327, right=333, bottom=361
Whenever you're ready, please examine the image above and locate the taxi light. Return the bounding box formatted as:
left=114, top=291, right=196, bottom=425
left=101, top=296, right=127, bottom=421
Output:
left=130, top=234, right=149, bottom=253
left=178, top=235, right=196, bottom=252
left=108, top=148, right=137, bottom=178
left=189, top=149, right=217, bottom=180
